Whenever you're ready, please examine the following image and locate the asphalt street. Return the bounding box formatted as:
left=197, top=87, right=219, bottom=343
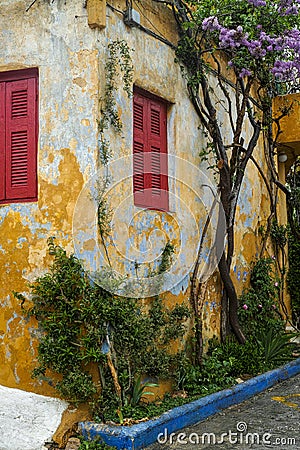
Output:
left=149, top=374, right=300, bottom=450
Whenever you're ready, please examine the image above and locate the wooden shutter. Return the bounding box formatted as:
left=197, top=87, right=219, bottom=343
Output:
left=133, top=94, right=147, bottom=207
left=149, top=99, right=168, bottom=210
left=0, top=82, right=5, bottom=200
left=5, top=77, right=37, bottom=201
left=133, top=89, right=169, bottom=210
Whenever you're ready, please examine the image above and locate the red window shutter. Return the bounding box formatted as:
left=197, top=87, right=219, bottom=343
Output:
left=148, top=100, right=168, bottom=210
left=0, top=82, right=5, bottom=201
left=133, top=89, right=169, bottom=211
left=5, top=77, right=37, bottom=201
left=133, top=94, right=146, bottom=207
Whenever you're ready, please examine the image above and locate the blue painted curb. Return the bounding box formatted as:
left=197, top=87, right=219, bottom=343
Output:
left=79, top=357, right=300, bottom=449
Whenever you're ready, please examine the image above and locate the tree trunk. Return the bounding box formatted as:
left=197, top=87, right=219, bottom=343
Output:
left=220, top=291, right=230, bottom=342
left=218, top=252, right=246, bottom=344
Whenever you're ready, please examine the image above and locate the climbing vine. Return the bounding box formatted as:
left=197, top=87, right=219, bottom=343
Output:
left=95, top=39, right=133, bottom=265
left=98, top=39, right=133, bottom=147
left=97, top=38, right=133, bottom=169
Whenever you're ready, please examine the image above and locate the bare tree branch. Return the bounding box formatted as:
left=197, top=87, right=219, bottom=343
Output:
left=211, top=53, right=235, bottom=133
left=26, top=0, right=38, bottom=12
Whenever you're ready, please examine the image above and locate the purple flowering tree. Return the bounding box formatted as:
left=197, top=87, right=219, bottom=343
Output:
left=155, top=0, right=300, bottom=356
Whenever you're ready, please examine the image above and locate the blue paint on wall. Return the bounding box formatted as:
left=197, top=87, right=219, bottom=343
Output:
left=209, top=301, right=217, bottom=311
left=170, top=273, right=189, bottom=295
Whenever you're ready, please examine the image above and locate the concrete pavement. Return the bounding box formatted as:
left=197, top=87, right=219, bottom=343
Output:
left=149, top=374, right=300, bottom=449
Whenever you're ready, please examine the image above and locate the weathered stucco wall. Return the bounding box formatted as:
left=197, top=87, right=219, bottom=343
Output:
left=0, top=0, right=101, bottom=395
left=0, top=0, right=270, bottom=397
left=273, top=93, right=300, bottom=175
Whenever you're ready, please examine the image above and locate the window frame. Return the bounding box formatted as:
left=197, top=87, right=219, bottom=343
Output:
left=132, top=86, right=169, bottom=211
left=0, top=68, right=39, bottom=205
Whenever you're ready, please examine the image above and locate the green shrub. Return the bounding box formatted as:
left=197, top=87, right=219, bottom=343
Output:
left=79, top=437, right=116, bottom=450
left=16, top=243, right=298, bottom=426
left=287, top=229, right=300, bottom=328
left=208, top=338, right=264, bottom=376
left=176, top=332, right=297, bottom=398
left=238, top=257, right=285, bottom=338
left=176, top=351, right=236, bottom=396
left=255, top=328, right=297, bottom=370
left=15, top=239, right=190, bottom=419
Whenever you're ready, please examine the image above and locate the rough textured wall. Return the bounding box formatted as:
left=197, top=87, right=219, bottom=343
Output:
left=273, top=93, right=300, bottom=174
left=0, top=0, right=269, bottom=396
left=0, top=0, right=100, bottom=394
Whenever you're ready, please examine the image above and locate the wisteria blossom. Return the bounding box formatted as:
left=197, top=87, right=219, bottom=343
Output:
left=202, top=16, right=221, bottom=31
left=278, top=0, right=300, bottom=15
left=201, top=0, right=300, bottom=80
left=239, top=68, right=252, bottom=78
left=247, top=0, right=266, bottom=6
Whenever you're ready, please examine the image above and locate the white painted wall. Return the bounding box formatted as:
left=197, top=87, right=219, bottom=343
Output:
left=0, top=385, right=68, bottom=450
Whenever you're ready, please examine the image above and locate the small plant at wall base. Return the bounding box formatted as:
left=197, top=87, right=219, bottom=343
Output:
left=78, top=437, right=116, bottom=450
left=238, top=257, right=285, bottom=338
left=15, top=239, right=190, bottom=421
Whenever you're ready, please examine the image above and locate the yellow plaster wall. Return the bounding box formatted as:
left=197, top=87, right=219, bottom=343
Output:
left=0, top=150, right=84, bottom=394
left=273, top=93, right=300, bottom=145
left=273, top=93, right=300, bottom=174
left=272, top=94, right=300, bottom=320
left=87, top=0, right=107, bottom=29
